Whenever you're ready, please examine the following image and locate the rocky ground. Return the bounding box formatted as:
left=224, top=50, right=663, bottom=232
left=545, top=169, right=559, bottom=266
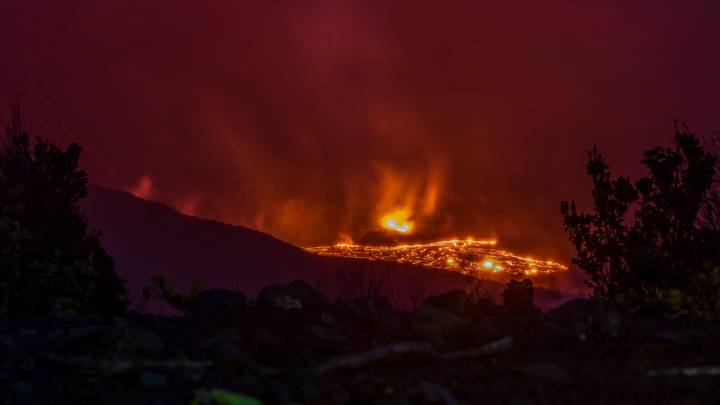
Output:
left=2, top=279, right=720, bottom=404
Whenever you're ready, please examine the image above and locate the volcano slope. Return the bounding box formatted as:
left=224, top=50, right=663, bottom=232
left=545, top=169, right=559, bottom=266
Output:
left=82, top=185, right=583, bottom=313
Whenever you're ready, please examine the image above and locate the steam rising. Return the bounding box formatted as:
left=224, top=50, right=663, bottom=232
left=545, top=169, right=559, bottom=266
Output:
left=2, top=0, right=719, bottom=269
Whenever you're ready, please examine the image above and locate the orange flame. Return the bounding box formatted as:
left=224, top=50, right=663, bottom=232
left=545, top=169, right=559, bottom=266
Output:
left=372, top=163, right=444, bottom=235
left=380, top=209, right=414, bottom=233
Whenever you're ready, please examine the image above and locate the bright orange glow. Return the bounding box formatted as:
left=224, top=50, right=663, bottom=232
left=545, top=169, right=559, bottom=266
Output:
left=306, top=238, right=568, bottom=277
left=372, top=164, right=444, bottom=237
left=336, top=233, right=355, bottom=245
left=380, top=209, right=414, bottom=233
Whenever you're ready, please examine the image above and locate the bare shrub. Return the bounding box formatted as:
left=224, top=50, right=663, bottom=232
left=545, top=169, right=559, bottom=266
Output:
left=321, top=260, right=398, bottom=306
left=457, top=247, right=495, bottom=302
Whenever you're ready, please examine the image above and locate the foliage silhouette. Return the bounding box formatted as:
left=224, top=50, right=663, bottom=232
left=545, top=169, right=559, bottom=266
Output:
left=0, top=98, right=127, bottom=316
left=562, top=123, right=720, bottom=312
left=142, top=274, right=203, bottom=314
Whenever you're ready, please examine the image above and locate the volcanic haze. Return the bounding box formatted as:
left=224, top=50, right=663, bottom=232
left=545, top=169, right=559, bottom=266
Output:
left=2, top=0, right=720, bottom=265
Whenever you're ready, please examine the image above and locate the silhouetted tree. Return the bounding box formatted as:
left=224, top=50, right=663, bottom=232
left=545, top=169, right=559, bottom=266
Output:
left=562, top=123, right=719, bottom=310
left=0, top=98, right=127, bottom=316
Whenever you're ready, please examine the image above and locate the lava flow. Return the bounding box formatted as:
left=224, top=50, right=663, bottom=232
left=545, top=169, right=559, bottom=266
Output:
left=305, top=239, right=568, bottom=276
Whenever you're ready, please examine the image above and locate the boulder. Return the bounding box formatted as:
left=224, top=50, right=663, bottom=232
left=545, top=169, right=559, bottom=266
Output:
left=270, top=295, right=303, bottom=310
left=547, top=299, right=600, bottom=326
left=412, top=304, right=468, bottom=337
left=423, top=289, right=488, bottom=320
left=210, top=342, right=255, bottom=371
left=112, top=326, right=165, bottom=357
left=140, top=371, right=168, bottom=388
left=0, top=336, right=34, bottom=371
left=486, top=314, right=530, bottom=336
left=46, top=325, right=110, bottom=354
left=9, top=381, right=34, bottom=403
left=256, top=280, right=328, bottom=310
left=335, top=296, right=404, bottom=336
left=470, top=320, right=503, bottom=343
left=320, top=312, right=336, bottom=326
left=411, top=381, right=459, bottom=405
left=308, top=324, right=345, bottom=341
left=515, top=362, right=570, bottom=384
left=188, top=289, right=248, bottom=319
left=548, top=299, right=629, bottom=338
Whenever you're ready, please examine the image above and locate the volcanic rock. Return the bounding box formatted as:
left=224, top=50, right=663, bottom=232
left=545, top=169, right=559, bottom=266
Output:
left=487, top=314, right=531, bottom=336
left=2, top=286, right=720, bottom=403
left=548, top=299, right=630, bottom=338
left=256, top=280, right=328, bottom=310
left=9, top=381, right=34, bottom=403
left=320, top=312, right=337, bottom=326
left=47, top=325, right=112, bottom=355
left=209, top=341, right=255, bottom=371
left=271, top=295, right=303, bottom=310
left=263, top=380, right=292, bottom=403
left=423, top=289, right=489, bottom=320
left=140, top=371, right=169, bottom=388
left=470, top=320, right=503, bottom=343
left=188, top=289, right=248, bottom=319
left=412, top=304, right=468, bottom=337
left=0, top=336, right=34, bottom=371
left=309, top=324, right=345, bottom=341
left=342, top=296, right=398, bottom=321
left=48, top=307, right=79, bottom=320
left=412, top=381, right=459, bottom=405
left=112, top=326, right=165, bottom=357
left=547, top=299, right=600, bottom=326
left=594, top=309, right=630, bottom=339
left=516, top=362, right=570, bottom=384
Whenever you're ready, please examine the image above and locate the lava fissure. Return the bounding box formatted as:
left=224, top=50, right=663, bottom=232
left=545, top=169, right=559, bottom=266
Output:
left=306, top=239, right=568, bottom=276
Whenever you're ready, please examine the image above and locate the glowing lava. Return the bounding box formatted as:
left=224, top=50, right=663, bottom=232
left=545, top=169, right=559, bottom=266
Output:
left=306, top=239, right=568, bottom=277
left=379, top=209, right=414, bottom=234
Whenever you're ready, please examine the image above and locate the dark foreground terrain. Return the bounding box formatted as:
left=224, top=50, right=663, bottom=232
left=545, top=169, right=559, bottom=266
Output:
left=2, top=280, right=719, bottom=404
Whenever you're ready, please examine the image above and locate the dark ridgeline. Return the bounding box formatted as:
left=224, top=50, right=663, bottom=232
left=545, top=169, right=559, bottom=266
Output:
left=0, top=98, right=127, bottom=316
left=83, top=183, right=318, bottom=313
left=562, top=123, right=720, bottom=315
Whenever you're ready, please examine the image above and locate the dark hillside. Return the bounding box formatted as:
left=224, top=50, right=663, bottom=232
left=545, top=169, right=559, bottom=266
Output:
left=84, top=185, right=582, bottom=313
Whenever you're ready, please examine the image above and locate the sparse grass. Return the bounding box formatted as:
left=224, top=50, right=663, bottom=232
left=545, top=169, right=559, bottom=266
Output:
left=319, top=260, right=404, bottom=308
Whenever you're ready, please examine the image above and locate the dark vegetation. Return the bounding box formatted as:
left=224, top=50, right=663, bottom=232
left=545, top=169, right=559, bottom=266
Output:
left=141, top=275, right=204, bottom=314
left=1, top=103, right=719, bottom=403
left=0, top=99, right=126, bottom=317
left=562, top=123, right=720, bottom=315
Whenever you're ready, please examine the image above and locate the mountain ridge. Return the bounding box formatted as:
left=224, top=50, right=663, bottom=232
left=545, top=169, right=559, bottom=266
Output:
left=83, top=184, right=584, bottom=313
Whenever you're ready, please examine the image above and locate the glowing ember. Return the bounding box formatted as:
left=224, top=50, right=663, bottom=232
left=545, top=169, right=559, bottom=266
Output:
left=306, top=239, right=568, bottom=276
left=379, top=209, right=414, bottom=233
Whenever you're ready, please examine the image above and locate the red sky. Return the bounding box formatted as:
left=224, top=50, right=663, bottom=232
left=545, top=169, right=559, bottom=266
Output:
left=1, top=1, right=719, bottom=262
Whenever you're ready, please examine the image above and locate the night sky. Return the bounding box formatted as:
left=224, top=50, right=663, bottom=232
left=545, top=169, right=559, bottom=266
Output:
left=2, top=1, right=719, bottom=262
